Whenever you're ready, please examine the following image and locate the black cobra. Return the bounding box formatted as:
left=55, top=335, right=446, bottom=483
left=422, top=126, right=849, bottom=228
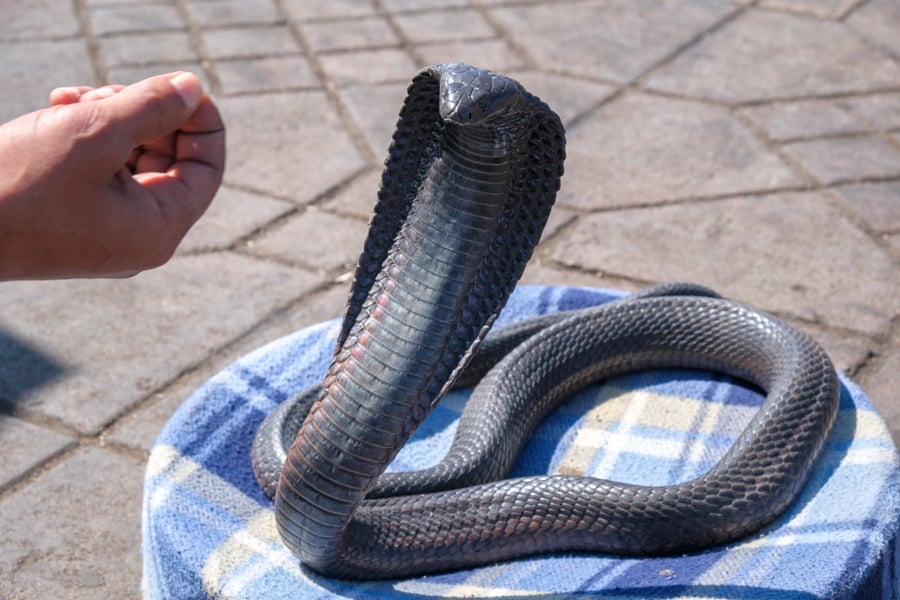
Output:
left=251, top=63, right=840, bottom=580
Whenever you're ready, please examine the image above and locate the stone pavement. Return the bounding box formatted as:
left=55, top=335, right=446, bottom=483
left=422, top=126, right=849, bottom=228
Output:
left=1, top=0, right=898, bottom=597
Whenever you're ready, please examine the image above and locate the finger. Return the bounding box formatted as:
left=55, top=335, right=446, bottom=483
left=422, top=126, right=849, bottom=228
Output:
left=79, top=85, right=126, bottom=102
left=140, top=94, right=225, bottom=204
left=172, top=95, right=226, bottom=168
left=131, top=136, right=176, bottom=170
left=116, top=93, right=224, bottom=246
left=133, top=148, right=175, bottom=174
left=133, top=91, right=225, bottom=167
left=129, top=151, right=224, bottom=238
left=141, top=137, right=224, bottom=223
left=124, top=161, right=221, bottom=252
left=129, top=93, right=224, bottom=176
left=175, top=92, right=225, bottom=136
left=126, top=147, right=141, bottom=172
left=49, top=86, right=96, bottom=105
left=101, top=72, right=204, bottom=146
left=168, top=96, right=225, bottom=213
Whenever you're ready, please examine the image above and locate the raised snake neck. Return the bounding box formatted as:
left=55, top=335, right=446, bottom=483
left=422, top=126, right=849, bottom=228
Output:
left=251, top=63, right=840, bottom=579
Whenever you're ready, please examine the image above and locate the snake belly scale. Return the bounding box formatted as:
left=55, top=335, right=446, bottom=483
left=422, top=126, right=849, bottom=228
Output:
left=250, top=63, right=840, bottom=580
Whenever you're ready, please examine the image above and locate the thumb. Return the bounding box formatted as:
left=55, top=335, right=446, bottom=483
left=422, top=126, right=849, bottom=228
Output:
left=101, top=72, right=204, bottom=145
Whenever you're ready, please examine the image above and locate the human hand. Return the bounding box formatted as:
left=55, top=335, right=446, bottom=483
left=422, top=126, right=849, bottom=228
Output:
left=0, top=72, right=225, bottom=280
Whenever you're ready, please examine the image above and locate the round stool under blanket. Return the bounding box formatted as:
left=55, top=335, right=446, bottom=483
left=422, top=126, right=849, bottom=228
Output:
left=142, top=285, right=900, bottom=599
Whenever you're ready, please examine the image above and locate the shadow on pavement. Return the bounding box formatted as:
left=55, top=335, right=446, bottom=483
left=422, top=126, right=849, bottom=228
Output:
left=0, top=327, right=66, bottom=409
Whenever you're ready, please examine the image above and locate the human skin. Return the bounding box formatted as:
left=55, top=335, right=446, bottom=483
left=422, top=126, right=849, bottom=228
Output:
left=0, top=71, right=225, bottom=280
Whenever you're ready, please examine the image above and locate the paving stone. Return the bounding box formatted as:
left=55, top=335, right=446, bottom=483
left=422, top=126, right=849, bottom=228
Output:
left=415, top=40, right=526, bottom=74
left=384, top=0, right=472, bottom=10
left=489, top=0, right=735, bottom=82
left=104, top=282, right=352, bottom=453
left=647, top=9, right=900, bottom=102
left=782, top=134, right=900, bottom=185
left=178, top=185, right=295, bottom=252
left=216, top=55, right=318, bottom=95
left=201, top=25, right=299, bottom=59
left=832, top=181, right=900, bottom=234
left=240, top=278, right=350, bottom=339
left=551, top=192, right=899, bottom=336
left=89, top=4, right=184, bottom=36
left=321, top=168, right=383, bottom=219
left=540, top=207, right=578, bottom=244
left=0, top=253, right=323, bottom=434
left=507, top=71, right=617, bottom=127
left=0, top=39, right=96, bottom=124
left=758, top=0, right=858, bottom=18
left=184, top=0, right=281, bottom=28
left=338, top=82, right=408, bottom=156
left=2, top=0, right=81, bottom=40
left=220, top=91, right=367, bottom=202
left=795, top=325, right=871, bottom=375
left=0, top=447, right=143, bottom=599
left=301, top=16, right=398, bottom=52
left=281, top=0, right=376, bottom=21
left=0, top=417, right=74, bottom=491
left=102, top=340, right=271, bottom=454
left=740, top=100, right=862, bottom=141
left=103, top=390, right=188, bottom=455
left=887, top=233, right=900, bottom=253
left=250, top=210, right=369, bottom=273
left=98, top=31, right=197, bottom=67
left=840, top=93, right=900, bottom=131
left=561, top=92, right=800, bottom=209
left=319, top=47, right=418, bottom=86
left=393, top=8, right=495, bottom=44
left=847, top=0, right=900, bottom=58
left=856, top=348, right=900, bottom=448
left=521, top=261, right=641, bottom=292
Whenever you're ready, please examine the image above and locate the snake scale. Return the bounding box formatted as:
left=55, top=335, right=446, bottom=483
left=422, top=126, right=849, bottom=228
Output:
left=251, top=63, right=840, bottom=580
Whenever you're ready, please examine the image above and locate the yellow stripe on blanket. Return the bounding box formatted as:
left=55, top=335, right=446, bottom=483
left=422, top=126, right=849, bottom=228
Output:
left=202, top=512, right=306, bottom=598
left=556, top=387, right=757, bottom=477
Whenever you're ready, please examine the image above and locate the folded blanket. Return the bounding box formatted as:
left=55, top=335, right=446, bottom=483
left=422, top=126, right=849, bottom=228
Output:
left=142, top=285, right=900, bottom=599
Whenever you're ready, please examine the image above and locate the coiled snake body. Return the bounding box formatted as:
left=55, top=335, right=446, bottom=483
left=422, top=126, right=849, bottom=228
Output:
left=251, top=63, right=840, bottom=579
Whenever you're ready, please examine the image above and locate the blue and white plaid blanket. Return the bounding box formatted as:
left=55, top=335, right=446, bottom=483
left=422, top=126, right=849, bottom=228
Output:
left=142, top=286, right=900, bottom=599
